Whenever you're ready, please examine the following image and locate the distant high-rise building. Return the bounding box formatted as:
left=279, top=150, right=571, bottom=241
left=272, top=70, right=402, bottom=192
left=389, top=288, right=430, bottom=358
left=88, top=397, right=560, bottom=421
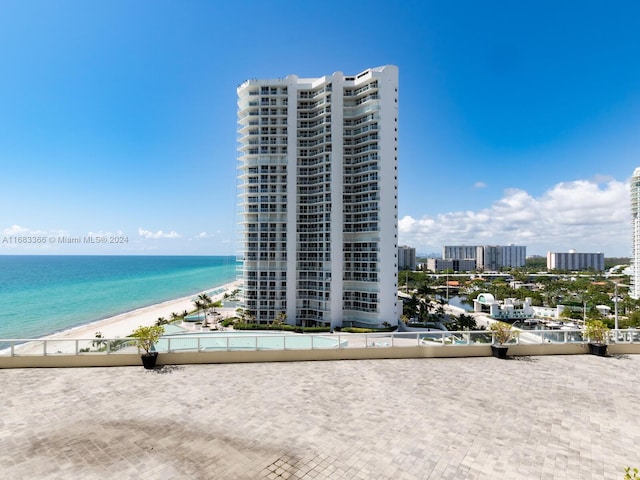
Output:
left=631, top=167, right=640, bottom=298
left=442, top=245, right=477, bottom=260
left=500, top=244, right=527, bottom=269
left=426, top=258, right=476, bottom=273
left=442, top=244, right=526, bottom=270
left=477, top=245, right=502, bottom=271
left=237, top=66, right=399, bottom=328
left=398, top=246, right=416, bottom=270
left=546, top=250, right=604, bottom=271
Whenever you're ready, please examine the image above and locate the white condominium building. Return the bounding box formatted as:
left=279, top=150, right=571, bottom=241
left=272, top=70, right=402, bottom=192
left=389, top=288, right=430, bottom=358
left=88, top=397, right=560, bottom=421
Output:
left=631, top=167, right=640, bottom=298
left=237, top=65, right=399, bottom=328
left=546, top=250, right=605, bottom=271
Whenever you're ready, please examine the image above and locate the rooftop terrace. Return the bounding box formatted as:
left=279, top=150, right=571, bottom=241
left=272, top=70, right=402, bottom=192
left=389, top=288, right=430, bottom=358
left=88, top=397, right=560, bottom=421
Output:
left=2, top=355, right=639, bottom=479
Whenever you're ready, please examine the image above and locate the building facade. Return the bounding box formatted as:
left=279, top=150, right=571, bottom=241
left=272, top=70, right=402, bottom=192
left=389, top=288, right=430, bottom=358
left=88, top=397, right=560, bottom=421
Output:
left=477, top=245, right=502, bottom=271
left=398, top=245, right=416, bottom=270
left=500, top=244, right=527, bottom=269
left=442, top=244, right=526, bottom=270
left=546, top=251, right=605, bottom=271
left=632, top=167, right=640, bottom=298
left=426, top=258, right=476, bottom=273
left=442, top=245, right=477, bottom=260
left=237, top=66, right=399, bottom=328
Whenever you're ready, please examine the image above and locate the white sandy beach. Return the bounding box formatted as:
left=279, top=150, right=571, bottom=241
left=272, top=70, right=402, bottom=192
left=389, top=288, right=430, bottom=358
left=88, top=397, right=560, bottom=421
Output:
left=11, top=280, right=241, bottom=355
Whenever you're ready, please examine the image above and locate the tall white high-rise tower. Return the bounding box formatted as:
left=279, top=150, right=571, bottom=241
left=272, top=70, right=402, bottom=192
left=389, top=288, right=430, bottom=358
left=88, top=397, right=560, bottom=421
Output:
left=631, top=167, right=640, bottom=299
left=236, top=66, right=399, bottom=329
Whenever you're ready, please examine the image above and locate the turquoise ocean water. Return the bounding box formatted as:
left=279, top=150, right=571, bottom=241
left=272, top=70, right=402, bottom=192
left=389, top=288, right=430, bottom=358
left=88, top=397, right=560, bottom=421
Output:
left=0, top=256, right=237, bottom=340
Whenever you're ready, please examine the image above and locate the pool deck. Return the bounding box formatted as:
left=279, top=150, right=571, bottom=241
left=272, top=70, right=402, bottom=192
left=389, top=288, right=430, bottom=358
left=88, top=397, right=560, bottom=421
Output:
left=2, top=355, right=640, bottom=479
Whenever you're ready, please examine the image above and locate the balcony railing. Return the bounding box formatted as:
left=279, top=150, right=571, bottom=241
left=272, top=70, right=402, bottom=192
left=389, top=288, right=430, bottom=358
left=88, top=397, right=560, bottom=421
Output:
left=4, top=329, right=640, bottom=357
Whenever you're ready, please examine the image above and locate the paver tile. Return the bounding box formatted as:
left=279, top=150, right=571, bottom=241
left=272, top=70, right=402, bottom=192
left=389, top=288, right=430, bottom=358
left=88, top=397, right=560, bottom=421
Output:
left=1, top=356, right=640, bottom=478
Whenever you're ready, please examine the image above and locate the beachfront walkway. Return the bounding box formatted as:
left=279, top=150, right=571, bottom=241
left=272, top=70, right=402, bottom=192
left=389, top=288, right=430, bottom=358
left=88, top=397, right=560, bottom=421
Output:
left=2, top=355, right=639, bottom=479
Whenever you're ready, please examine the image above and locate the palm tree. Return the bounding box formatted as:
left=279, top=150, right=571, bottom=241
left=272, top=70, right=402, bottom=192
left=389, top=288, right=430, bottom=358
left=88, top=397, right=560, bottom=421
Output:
left=194, top=300, right=207, bottom=326
left=92, top=331, right=106, bottom=350
left=194, top=293, right=212, bottom=325
left=273, top=311, right=287, bottom=329
left=403, top=294, right=420, bottom=319
left=453, top=313, right=477, bottom=331
left=197, top=293, right=212, bottom=313
left=417, top=300, right=431, bottom=321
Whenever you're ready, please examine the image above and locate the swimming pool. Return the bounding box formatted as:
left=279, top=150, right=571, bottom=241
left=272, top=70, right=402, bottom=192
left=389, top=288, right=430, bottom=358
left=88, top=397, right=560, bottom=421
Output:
left=157, top=325, right=346, bottom=351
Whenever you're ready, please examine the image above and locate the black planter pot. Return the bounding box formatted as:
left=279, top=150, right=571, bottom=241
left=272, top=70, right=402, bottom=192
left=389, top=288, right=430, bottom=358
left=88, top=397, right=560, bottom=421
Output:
left=588, top=343, right=608, bottom=357
left=491, top=345, right=509, bottom=359
left=141, top=352, right=159, bottom=369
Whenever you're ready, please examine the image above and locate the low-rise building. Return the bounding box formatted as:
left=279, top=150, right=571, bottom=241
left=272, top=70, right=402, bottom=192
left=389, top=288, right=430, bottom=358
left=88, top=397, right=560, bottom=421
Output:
left=473, top=293, right=534, bottom=320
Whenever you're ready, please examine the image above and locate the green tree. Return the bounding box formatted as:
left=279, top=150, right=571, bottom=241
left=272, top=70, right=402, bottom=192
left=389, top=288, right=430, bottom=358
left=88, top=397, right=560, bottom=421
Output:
left=92, top=331, right=106, bottom=349
left=194, top=293, right=213, bottom=325
left=273, top=311, right=287, bottom=329
left=403, top=294, right=420, bottom=319
left=451, top=313, right=477, bottom=331
left=417, top=300, right=432, bottom=321
left=131, top=324, right=165, bottom=354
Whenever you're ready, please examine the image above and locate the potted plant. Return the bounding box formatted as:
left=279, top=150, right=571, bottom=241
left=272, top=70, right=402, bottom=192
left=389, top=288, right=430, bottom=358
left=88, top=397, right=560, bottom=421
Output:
left=131, top=324, right=165, bottom=369
left=489, top=321, right=518, bottom=359
left=584, top=319, right=609, bottom=356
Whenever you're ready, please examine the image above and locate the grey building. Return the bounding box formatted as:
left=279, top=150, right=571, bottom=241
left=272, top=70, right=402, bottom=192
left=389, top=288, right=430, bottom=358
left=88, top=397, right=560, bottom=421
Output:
left=546, top=251, right=605, bottom=271
left=398, top=245, right=416, bottom=270
left=442, top=244, right=526, bottom=270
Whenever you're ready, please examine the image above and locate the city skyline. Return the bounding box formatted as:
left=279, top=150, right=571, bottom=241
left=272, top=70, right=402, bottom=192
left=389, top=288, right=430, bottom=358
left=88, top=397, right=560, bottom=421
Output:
left=1, top=1, right=639, bottom=256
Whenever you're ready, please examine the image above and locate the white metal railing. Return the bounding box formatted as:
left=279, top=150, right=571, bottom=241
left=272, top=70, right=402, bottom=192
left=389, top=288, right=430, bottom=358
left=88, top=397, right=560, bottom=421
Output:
left=1, top=329, right=639, bottom=357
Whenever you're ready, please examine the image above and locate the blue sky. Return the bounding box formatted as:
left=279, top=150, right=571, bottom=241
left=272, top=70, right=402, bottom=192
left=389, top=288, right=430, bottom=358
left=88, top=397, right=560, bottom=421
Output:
left=1, top=0, right=639, bottom=257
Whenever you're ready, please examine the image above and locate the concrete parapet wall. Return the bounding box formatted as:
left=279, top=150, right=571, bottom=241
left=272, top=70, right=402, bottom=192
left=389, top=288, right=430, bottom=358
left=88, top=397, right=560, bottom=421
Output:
left=3, top=342, right=639, bottom=368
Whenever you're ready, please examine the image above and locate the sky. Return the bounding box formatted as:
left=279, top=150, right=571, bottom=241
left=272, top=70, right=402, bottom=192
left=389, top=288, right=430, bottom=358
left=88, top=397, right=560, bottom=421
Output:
left=1, top=0, right=639, bottom=257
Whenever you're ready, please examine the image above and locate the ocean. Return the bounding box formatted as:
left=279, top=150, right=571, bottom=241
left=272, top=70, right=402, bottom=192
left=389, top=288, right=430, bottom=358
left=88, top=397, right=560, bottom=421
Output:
left=0, top=255, right=237, bottom=339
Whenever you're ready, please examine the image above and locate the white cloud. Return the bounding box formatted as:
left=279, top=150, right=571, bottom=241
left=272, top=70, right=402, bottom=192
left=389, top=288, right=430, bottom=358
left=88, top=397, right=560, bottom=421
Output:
left=87, top=229, right=125, bottom=237
left=474, top=181, right=487, bottom=189
left=194, top=230, right=225, bottom=240
left=399, top=179, right=630, bottom=256
left=138, top=227, right=182, bottom=239
left=2, top=224, right=33, bottom=235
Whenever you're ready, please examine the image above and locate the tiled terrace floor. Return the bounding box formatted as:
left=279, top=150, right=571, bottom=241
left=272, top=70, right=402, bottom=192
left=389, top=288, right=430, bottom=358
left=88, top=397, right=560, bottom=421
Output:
left=1, top=355, right=639, bottom=479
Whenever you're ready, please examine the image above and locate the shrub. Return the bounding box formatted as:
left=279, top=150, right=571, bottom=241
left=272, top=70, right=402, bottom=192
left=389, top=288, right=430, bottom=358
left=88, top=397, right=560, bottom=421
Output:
left=489, top=321, right=518, bottom=345
left=232, top=323, right=333, bottom=333
left=341, top=325, right=397, bottom=333
left=584, top=320, right=610, bottom=345
left=130, top=324, right=165, bottom=354
left=220, top=318, right=236, bottom=327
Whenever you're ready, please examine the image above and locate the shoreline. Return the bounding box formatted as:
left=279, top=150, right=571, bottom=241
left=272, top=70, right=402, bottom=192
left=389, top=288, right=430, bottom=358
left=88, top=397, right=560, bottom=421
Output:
left=8, top=279, right=241, bottom=354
